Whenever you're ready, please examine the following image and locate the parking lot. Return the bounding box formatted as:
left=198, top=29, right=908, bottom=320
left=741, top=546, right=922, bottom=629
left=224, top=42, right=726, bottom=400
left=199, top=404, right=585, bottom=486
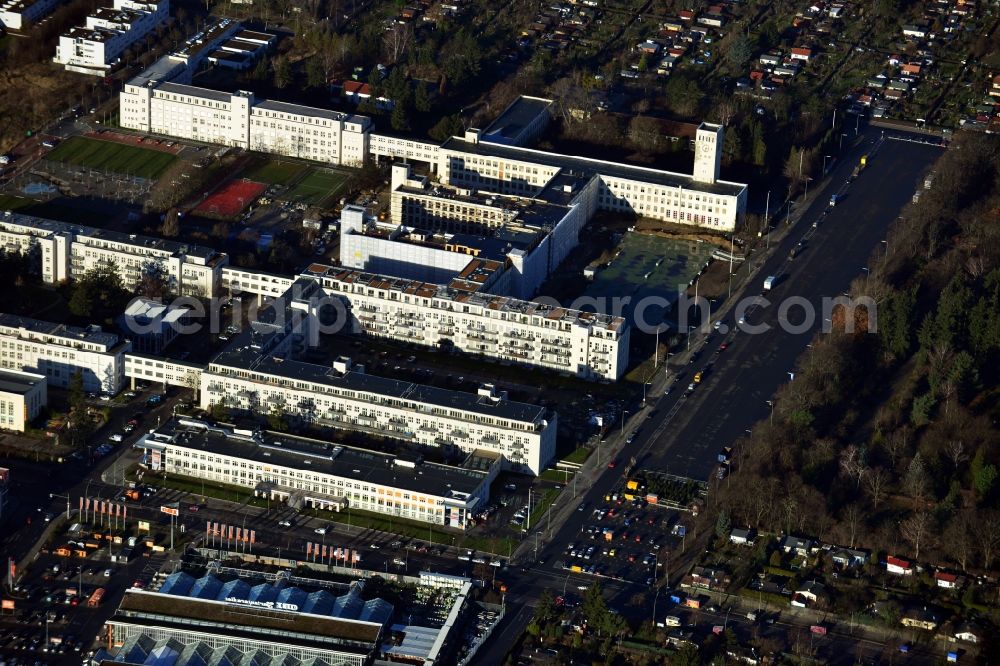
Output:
left=556, top=488, right=687, bottom=586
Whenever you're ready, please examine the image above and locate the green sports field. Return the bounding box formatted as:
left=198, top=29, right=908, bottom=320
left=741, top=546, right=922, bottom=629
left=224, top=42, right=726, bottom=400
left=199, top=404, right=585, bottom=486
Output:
left=285, top=169, right=351, bottom=207
left=242, top=158, right=308, bottom=185
left=47, top=136, right=176, bottom=179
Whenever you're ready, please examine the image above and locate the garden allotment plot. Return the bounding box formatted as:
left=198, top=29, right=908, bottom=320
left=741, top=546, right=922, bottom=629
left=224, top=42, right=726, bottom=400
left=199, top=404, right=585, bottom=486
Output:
left=582, top=233, right=717, bottom=329
left=47, top=136, right=176, bottom=179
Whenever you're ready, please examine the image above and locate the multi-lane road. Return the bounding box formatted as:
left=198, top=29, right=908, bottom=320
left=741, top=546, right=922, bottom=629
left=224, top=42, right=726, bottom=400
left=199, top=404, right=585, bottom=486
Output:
left=637, top=128, right=943, bottom=481
left=476, top=128, right=945, bottom=663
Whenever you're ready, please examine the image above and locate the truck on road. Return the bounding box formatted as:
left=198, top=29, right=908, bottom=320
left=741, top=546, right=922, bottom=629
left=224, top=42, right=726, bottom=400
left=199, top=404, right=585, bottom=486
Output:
left=763, top=275, right=776, bottom=291
left=829, top=194, right=839, bottom=207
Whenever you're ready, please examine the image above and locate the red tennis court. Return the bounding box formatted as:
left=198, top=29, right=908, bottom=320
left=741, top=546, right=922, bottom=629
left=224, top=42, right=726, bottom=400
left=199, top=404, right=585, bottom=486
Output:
left=193, top=179, right=265, bottom=217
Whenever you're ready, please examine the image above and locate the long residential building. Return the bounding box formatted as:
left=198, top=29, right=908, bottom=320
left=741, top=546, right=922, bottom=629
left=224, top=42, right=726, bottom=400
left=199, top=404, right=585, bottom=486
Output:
left=54, top=0, right=169, bottom=75
left=201, top=349, right=556, bottom=475
left=136, top=417, right=497, bottom=528
left=0, top=313, right=130, bottom=394
left=120, top=81, right=370, bottom=166
left=303, top=263, right=629, bottom=381
left=0, top=211, right=227, bottom=297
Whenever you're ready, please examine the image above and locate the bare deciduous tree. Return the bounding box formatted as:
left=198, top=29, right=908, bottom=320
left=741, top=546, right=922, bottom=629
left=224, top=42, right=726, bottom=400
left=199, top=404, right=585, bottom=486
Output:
left=900, top=511, right=933, bottom=560
left=946, top=441, right=966, bottom=471
left=975, top=510, right=1000, bottom=570
left=864, top=467, right=890, bottom=512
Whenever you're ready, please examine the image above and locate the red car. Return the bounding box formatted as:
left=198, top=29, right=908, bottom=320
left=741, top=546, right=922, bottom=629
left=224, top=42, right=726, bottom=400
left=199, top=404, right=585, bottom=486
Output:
left=717, top=343, right=728, bottom=353
left=607, top=459, right=618, bottom=469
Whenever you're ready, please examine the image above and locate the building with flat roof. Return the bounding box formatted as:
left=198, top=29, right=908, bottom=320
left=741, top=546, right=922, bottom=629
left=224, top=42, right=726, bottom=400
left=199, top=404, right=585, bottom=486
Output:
left=193, top=281, right=557, bottom=475
left=370, top=98, right=747, bottom=232
left=480, top=95, right=553, bottom=147
left=54, top=0, right=169, bottom=75
left=0, top=369, right=46, bottom=432
left=438, top=124, right=746, bottom=231
left=304, top=263, right=629, bottom=381
left=120, top=80, right=371, bottom=166
left=136, top=417, right=496, bottom=528
left=0, top=0, right=61, bottom=30
left=0, top=314, right=129, bottom=394
left=93, top=574, right=391, bottom=666
left=341, top=161, right=597, bottom=300
left=0, top=211, right=227, bottom=297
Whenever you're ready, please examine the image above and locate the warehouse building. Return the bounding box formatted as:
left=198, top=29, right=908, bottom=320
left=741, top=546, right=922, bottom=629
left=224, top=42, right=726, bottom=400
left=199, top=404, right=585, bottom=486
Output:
left=93, top=574, right=393, bottom=666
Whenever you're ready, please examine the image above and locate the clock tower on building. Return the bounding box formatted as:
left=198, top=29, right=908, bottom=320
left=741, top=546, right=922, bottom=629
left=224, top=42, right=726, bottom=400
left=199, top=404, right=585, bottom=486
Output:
left=693, top=122, right=724, bottom=184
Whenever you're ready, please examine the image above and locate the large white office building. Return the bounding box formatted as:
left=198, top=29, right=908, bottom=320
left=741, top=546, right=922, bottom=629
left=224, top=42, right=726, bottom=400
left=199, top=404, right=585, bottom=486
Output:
left=0, top=314, right=130, bottom=394
left=54, top=0, right=169, bottom=75
left=120, top=82, right=370, bottom=166
left=434, top=123, right=746, bottom=231
left=137, top=417, right=496, bottom=528
left=0, top=211, right=227, bottom=297
left=303, top=264, right=629, bottom=381
left=369, top=99, right=746, bottom=231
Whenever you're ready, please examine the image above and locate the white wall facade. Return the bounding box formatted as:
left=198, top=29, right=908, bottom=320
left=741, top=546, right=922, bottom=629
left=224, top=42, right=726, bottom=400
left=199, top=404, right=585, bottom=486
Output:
left=0, top=213, right=225, bottom=297
left=0, top=370, right=46, bottom=433
left=54, top=0, right=169, bottom=72
left=438, top=131, right=747, bottom=232
left=121, top=82, right=371, bottom=166
left=306, top=265, right=629, bottom=381
left=0, top=315, right=129, bottom=394
left=200, top=363, right=556, bottom=475
left=369, top=133, right=440, bottom=167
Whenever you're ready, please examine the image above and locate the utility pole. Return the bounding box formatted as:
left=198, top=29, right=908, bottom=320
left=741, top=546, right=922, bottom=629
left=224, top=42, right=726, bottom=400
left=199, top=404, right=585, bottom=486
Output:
left=526, top=487, right=532, bottom=531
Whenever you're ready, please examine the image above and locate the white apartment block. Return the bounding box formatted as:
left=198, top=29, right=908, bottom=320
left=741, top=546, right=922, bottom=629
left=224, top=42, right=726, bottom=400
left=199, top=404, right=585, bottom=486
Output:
left=0, top=211, right=227, bottom=297
left=120, top=82, right=371, bottom=166
left=303, top=264, right=629, bottom=381
left=137, top=417, right=495, bottom=528
left=0, top=0, right=61, bottom=30
left=200, top=351, right=556, bottom=475
left=54, top=0, right=169, bottom=74
left=0, top=314, right=130, bottom=394
left=0, top=369, right=47, bottom=433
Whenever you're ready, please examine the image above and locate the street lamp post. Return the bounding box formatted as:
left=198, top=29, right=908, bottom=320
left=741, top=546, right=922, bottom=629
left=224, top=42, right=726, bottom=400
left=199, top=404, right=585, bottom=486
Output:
left=804, top=177, right=814, bottom=201
left=766, top=400, right=774, bottom=425
left=49, top=493, right=71, bottom=520
left=822, top=155, right=831, bottom=175
left=862, top=266, right=871, bottom=292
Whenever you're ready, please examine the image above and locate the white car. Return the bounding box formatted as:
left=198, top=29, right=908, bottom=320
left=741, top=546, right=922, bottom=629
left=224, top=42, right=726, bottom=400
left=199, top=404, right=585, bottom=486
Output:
left=314, top=527, right=327, bottom=535
left=109, top=433, right=124, bottom=442
left=278, top=520, right=292, bottom=527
